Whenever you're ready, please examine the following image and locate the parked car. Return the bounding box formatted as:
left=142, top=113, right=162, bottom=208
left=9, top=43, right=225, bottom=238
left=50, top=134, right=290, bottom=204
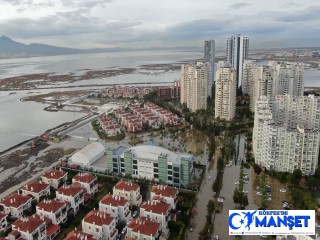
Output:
left=280, top=189, right=287, bottom=193
left=213, top=235, right=219, bottom=240
left=256, top=192, right=262, bottom=196
left=243, top=190, right=248, bottom=194
left=267, top=197, right=272, bottom=201
left=256, top=186, right=261, bottom=190
left=189, top=226, right=194, bottom=232
left=235, top=182, right=239, bottom=185
left=121, top=226, right=127, bottom=235
left=132, top=211, right=138, bottom=218
left=208, top=175, right=211, bottom=180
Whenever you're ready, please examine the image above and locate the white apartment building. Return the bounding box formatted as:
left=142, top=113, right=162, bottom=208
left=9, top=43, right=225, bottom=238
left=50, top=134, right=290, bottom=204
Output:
left=150, top=185, right=178, bottom=210
left=268, top=61, right=304, bottom=97
left=242, top=60, right=256, bottom=95
left=126, top=217, right=161, bottom=240
left=215, top=67, right=237, bottom=121
left=253, top=95, right=320, bottom=175
left=99, top=194, right=130, bottom=223
left=82, top=210, right=117, bottom=240
left=56, top=183, right=84, bottom=214
left=0, top=194, right=32, bottom=218
left=20, top=181, right=51, bottom=201
left=113, top=180, right=142, bottom=206
left=140, top=200, right=170, bottom=230
left=226, top=34, right=249, bottom=88
left=180, top=62, right=209, bottom=112
left=41, top=169, right=68, bottom=189
left=72, top=173, right=98, bottom=195
left=36, top=199, right=67, bottom=225
left=65, top=230, right=95, bottom=240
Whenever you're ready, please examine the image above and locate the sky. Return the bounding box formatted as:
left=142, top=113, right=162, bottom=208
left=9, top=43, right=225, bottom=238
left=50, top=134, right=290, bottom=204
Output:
left=0, top=0, right=320, bottom=49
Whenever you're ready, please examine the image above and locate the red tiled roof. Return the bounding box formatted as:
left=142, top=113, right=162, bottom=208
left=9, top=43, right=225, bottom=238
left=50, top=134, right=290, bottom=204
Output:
left=128, top=217, right=160, bottom=237
left=65, top=230, right=95, bottom=240
left=0, top=194, right=31, bottom=208
left=114, top=180, right=139, bottom=191
left=73, top=173, right=97, bottom=184
left=42, top=169, right=67, bottom=180
left=100, top=194, right=128, bottom=207
left=83, top=210, right=114, bottom=226
left=0, top=213, right=7, bottom=220
left=21, top=181, right=50, bottom=194
left=37, top=199, right=66, bottom=213
left=151, top=185, right=178, bottom=198
left=47, top=224, right=60, bottom=237
left=12, top=214, right=46, bottom=233
left=57, top=183, right=82, bottom=197
left=140, top=200, right=170, bottom=215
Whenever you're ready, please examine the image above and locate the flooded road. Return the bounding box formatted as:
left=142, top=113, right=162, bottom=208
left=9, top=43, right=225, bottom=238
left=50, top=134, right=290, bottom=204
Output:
left=213, top=135, right=260, bottom=240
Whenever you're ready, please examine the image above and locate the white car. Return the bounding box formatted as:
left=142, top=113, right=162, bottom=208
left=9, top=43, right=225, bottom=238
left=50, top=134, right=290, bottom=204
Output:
left=256, top=191, right=262, bottom=196
left=243, top=190, right=248, bottom=194
left=280, top=189, right=287, bottom=193
left=208, top=175, right=211, bottom=180
left=267, top=197, right=272, bottom=201
left=256, top=186, right=261, bottom=190
left=235, top=182, right=239, bottom=185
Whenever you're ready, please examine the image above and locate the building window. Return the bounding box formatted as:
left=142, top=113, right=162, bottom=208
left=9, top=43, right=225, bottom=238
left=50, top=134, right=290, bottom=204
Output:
left=133, top=160, right=137, bottom=164
left=153, top=163, right=158, bottom=168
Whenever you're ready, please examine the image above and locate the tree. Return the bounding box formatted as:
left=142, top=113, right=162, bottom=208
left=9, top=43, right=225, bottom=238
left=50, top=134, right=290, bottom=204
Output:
left=253, top=164, right=262, bottom=175
left=291, top=169, right=302, bottom=186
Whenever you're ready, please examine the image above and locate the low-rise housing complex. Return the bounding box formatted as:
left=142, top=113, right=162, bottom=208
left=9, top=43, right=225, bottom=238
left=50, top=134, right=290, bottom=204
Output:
left=41, top=169, right=68, bottom=189
left=157, top=81, right=180, bottom=101
left=56, top=183, right=84, bottom=214
left=113, top=180, right=142, bottom=206
left=0, top=213, right=8, bottom=232
left=140, top=200, right=170, bottom=230
left=72, top=173, right=98, bottom=195
left=127, top=217, right=161, bottom=240
left=150, top=185, right=178, bottom=210
left=36, top=199, right=67, bottom=225
left=65, top=230, right=96, bottom=240
left=20, top=181, right=51, bottom=201
left=0, top=194, right=32, bottom=219
left=99, top=194, right=130, bottom=223
left=100, top=86, right=153, bottom=99
left=82, top=210, right=117, bottom=240
left=114, top=109, right=143, bottom=133
left=98, top=115, right=121, bottom=137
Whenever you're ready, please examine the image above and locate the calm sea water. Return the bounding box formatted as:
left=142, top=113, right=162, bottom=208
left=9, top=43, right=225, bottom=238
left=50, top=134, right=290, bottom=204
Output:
left=0, top=51, right=320, bottom=152
left=0, top=51, right=202, bottom=152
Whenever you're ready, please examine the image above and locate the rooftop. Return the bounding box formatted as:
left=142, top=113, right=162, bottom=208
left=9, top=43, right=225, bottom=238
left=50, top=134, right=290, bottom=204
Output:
left=140, top=200, right=170, bottom=215
left=0, top=194, right=31, bottom=208
left=128, top=216, right=160, bottom=237
left=73, top=173, right=97, bottom=184
left=114, top=180, right=139, bottom=192
left=65, top=230, right=95, bottom=240
left=83, top=210, right=114, bottom=226
left=12, top=214, right=47, bottom=233
left=37, top=199, right=66, bottom=213
left=151, top=185, right=178, bottom=198
left=42, top=169, right=67, bottom=180
left=57, top=183, right=83, bottom=197
left=100, top=194, right=128, bottom=207
left=21, top=181, right=50, bottom=193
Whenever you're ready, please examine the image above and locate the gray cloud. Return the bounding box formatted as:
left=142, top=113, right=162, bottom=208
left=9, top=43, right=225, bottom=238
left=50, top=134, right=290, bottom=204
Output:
left=0, top=0, right=55, bottom=12
left=277, top=6, right=320, bottom=22
left=229, top=2, right=251, bottom=9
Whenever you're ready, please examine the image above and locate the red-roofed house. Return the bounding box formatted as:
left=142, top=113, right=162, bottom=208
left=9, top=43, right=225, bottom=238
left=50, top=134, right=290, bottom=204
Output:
left=20, top=181, right=51, bottom=201
left=41, top=169, right=68, bottom=189
left=65, top=230, right=95, bottom=240
left=82, top=210, right=117, bottom=240
left=0, top=213, right=8, bottom=231
left=72, top=173, right=98, bottom=195
left=99, top=194, right=130, bottom=223
left=0, top=194, right=32, bottom=218
left=56, top=183, right=84, bottom=214
left=36, top=199, right=67, bottom=225
left=9, top=214, right=60, bottom=240
left=113, top=180, right=142, bottom=206
left=127, top=217, right=161, bottom=240
left=140, top=200, right=170, bottom=230
left=150, top=185, right=178, bottom=210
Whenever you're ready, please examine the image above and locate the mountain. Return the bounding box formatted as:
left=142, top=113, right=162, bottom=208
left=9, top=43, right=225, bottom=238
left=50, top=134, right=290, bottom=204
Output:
left=0, top=36, right=82, bottom=58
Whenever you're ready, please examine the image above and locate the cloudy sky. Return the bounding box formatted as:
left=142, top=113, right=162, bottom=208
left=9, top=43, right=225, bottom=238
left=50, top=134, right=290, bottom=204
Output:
left=0, top=0, right=320, bottom=49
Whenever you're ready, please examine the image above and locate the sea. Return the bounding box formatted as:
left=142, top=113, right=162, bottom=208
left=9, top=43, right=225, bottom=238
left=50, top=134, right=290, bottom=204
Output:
left=0, top=51, right=320, bottom=152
